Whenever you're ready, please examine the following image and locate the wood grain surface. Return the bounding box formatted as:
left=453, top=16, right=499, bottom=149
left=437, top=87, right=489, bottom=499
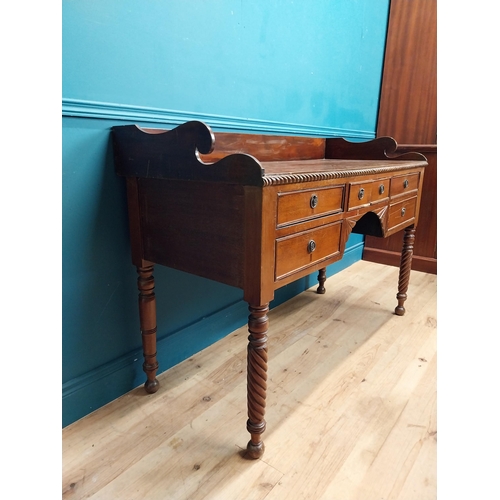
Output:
left=63, top=260, right=436, bottom=500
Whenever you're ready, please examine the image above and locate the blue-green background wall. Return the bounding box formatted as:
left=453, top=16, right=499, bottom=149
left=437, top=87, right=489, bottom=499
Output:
left=62, top=0, right=390, bottom=427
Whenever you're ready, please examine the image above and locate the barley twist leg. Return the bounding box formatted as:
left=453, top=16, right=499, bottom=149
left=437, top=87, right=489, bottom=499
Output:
left=245, top=304, right=269, bottom=459
left=395, top=226, right=416, bottom=316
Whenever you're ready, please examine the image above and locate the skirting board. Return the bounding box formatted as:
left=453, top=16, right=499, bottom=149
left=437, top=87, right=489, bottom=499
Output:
left=62, top=242, right=364, bottom=427
left=363, top=247, right=437, bottom=275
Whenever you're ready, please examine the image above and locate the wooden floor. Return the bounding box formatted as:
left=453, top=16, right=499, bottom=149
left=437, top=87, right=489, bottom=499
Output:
left=62, top=260, right=437, bottom=500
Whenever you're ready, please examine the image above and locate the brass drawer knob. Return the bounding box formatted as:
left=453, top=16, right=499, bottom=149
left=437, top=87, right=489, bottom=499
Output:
left=401, top=207, right=406, bottom=217
left=307, top=240, right=316, bottom=253
left=379, top=184, right=385, bottom=195
left=358, top=188, right=365, bottom=200
left=310, top=194, right=318, bottom=209
left=403, top=179, right=409, bottom=189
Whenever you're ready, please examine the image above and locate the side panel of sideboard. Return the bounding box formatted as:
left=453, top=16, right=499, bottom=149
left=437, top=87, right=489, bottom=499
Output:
left=137, top=178, right=247, bottom=289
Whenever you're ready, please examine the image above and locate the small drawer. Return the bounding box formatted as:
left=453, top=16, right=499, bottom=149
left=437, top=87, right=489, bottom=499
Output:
left=277, top=186, right=344, bottom=227
left=387, top=196, right=417, bottom=231
left=347, top=181, right=372, bottom=210
left=370, top=178, right=390, bottom=203
left=275, top=221, right=342, bottom=280
left=390, top=172, right=420, bottom=197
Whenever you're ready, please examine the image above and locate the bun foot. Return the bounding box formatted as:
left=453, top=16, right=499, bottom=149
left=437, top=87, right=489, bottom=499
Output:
left=245, top=440, right=265, bottom=460
left=394, top=306, right=405, bottom=316
left=144, top=378, right=159, bottom=393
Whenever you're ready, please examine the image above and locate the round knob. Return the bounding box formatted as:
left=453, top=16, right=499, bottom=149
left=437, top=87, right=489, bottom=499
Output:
left=379, top=184, right=385, bottom=195
left=358, top=188, right=365, bottom=200
left=307, top=240, right=316, bottom=253
left=310, top=194, right=318, bottom=209
left=401, top=207, right=406, bottom=217
left=403, top=179, right=409, bottom=189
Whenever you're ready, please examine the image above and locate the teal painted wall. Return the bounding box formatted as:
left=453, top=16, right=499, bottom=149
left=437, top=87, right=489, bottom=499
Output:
left=62, top=0, right=390, bottom=426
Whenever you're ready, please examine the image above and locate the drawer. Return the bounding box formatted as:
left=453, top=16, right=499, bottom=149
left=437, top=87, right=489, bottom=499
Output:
left=387, top=196, right=417, bottom=231
left=390, top=172, right=420, bottom=197
left=370, top=178, right=390, bottom=203
left=347, top=181, right=372, bottom=210
left=275, top=221, right=342, bottom=280
left=277, top=186, right=343, bottom=227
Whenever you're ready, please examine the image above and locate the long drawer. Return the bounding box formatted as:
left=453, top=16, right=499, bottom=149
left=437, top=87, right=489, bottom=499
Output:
left=277, top=186, right=344, bottom=227
left=275, top=221, right=342, bottom=280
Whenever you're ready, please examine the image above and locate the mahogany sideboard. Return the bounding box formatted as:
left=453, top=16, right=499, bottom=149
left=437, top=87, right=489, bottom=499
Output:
left=111, top=121, right=427, bottom=459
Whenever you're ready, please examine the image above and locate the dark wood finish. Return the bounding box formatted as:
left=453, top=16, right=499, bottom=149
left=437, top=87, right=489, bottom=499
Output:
left=199, top=132, right=326, bottom=162
left=395, top=226, right=416, bottom=316
left=112, top=121, right=427, bottom=458
left=376, top=1, right=437, bottom=144
left=245, top=304, right=269, bottom=459
left=364, top=0, right=437, bottom=274
left=317, top=267, right=327, bottom=294
left=137, top=265, right=159, bottom=393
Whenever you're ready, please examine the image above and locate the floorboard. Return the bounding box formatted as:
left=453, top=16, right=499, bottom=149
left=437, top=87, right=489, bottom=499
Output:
left=63, top=260, right=437, bottom=499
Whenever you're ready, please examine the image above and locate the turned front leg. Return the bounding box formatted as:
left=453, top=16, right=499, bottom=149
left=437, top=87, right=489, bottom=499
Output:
left=317, top=267, right=327, bottom=294
left=245, top=304, right=269, bottom=459
left=137, top=265, right=159, bottom=393
left=395, top=226, right=416, bottom=316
